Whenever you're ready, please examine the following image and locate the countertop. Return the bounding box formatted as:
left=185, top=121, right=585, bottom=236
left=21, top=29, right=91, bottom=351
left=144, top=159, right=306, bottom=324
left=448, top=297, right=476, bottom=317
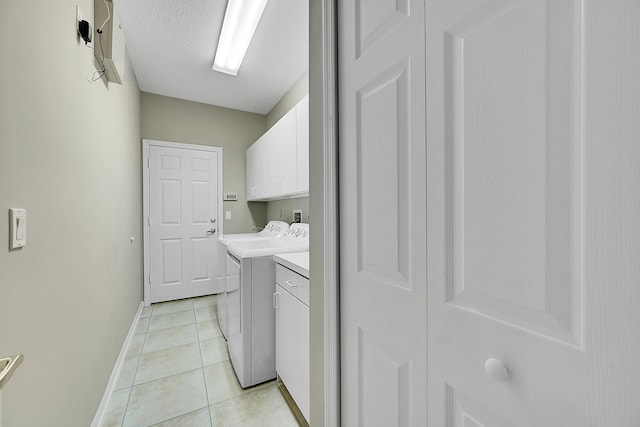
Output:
left=273, top=251, right=309, bottom=278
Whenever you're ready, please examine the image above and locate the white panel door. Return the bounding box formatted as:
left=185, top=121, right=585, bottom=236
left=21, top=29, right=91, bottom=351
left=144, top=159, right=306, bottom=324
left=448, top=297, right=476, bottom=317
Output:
left=425, top=0, right=640, bottom=425
left=149, top=145, right=219, bottom=303
left=339, top=0, right=640, bottom=425
left=339, top=0, right=427, bottom=425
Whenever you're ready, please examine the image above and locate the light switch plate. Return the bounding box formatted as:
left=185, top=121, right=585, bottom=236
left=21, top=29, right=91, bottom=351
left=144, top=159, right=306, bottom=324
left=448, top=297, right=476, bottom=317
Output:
left=225, top=211, right=232, bottom=220
left=9, top=208, right=26, bottom=249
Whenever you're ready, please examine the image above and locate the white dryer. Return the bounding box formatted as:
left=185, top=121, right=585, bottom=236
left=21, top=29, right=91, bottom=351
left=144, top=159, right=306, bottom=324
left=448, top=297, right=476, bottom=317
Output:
left=216, top=220, right=289, bottom=339
left=225, top=223, right=309, bottom=388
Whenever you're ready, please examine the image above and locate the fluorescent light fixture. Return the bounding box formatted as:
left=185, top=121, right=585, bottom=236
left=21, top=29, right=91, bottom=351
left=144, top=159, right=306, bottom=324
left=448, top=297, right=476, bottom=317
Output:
left=213, top=0, right=269, bottom=76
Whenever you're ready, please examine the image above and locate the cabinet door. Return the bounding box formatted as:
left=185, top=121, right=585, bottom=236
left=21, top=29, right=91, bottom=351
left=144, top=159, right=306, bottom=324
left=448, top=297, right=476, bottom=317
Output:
left=275, top=284, right=310, bottom=422
left=296, top=95, right=309, bottom=193
left=246, top=136, right=265, bottom=200
left=271, top=109, right=298, bottom=196
left=262, top=125, right=278, bottom=197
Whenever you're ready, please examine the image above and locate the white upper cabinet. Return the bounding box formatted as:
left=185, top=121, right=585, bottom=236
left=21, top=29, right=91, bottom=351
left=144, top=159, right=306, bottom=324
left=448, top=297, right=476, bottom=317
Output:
left=246, top=95, right=309, bottom=201
left=246, top=135, right=266, bottom=200
left=296, top=95, right=309, bottom=193
left=267, top=108, right=298, bottom=195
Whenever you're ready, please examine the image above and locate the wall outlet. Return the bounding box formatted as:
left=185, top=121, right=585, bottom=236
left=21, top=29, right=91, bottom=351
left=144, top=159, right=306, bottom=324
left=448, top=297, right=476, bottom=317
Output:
left=76, top=5, right=93, bottom=47
left=293, top=209, right=302, bottom=223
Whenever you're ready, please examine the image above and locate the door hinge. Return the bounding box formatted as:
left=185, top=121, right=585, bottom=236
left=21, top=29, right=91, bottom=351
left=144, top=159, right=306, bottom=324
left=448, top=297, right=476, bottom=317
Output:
left=148, top=274, right=151, bottom=284
left=147, top=157, right=150, bottom=168
left=148, top=217, right=151, bottom=226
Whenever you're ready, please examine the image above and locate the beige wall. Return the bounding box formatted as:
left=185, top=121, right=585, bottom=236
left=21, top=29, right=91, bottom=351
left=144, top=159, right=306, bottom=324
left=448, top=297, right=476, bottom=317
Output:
left=266, top=197, right=310, bottom=224
left=141, top=92, right=268, bottom=233
left=0, top=1, right=142, bottom=426
left=265, top=73, right=310, bottom=223
left=309, top=0, right=328, bottom=425
left=266, top=72, right=309, bottom=129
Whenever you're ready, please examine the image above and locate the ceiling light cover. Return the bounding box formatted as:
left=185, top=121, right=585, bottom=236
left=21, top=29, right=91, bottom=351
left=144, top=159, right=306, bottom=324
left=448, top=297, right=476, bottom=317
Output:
left=213, top=0, right=269, bottom=76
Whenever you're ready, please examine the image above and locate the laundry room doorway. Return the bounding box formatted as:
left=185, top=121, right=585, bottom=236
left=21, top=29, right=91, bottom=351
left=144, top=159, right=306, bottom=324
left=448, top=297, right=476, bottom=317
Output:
left=142, top=139, right=224, bottom=305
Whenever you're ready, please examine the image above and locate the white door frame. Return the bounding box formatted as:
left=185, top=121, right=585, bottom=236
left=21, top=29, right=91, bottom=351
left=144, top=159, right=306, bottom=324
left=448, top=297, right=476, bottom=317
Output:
left=319, top=0, right=340, bottom=425
left=142, top=139, right=224, bottom=307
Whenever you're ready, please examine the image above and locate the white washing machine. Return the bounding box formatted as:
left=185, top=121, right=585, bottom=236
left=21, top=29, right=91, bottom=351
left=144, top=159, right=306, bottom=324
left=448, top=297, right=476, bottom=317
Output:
left=216, top=220, right=289, bottom=339
left=225, top=223, right=309, bottom=388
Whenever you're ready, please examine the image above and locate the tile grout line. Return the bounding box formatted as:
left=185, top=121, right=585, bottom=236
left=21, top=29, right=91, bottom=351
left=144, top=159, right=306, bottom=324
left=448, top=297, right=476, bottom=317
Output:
left=194, top=298, right=215, bottom=427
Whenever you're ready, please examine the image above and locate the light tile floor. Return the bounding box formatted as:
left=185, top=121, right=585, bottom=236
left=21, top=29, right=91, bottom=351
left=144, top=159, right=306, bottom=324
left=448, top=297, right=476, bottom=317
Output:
left=102, top=295, right=300, bottom=426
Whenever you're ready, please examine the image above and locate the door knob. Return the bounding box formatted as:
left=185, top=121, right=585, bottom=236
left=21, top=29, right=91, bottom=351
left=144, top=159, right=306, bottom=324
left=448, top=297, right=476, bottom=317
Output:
left=484, top=358, right=509, bottom=382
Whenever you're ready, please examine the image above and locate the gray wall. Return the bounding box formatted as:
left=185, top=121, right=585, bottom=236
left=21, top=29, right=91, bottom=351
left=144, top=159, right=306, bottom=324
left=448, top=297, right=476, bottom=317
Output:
left=0, top=0, right=142, bottom=425
left=309, top=0, right=328, bottom=425
left=266, top=197, right=310, bottom=224
left=141, top=92, right=268, bottom=233
left=266, top=72, right=309, bottom=130
left=265, top=73, right=310, bottom=223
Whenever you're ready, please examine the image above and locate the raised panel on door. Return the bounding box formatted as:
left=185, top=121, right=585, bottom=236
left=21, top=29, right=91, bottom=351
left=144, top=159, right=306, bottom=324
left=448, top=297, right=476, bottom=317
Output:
left=160, top=238, right=182, bottom=285
left=426, top=0, right=591, bottom=424
left=339, top=0, right=426, bottom=425
left=296, top=95, right=309, bottom=193
left=445, top=0, right=580, bottom=343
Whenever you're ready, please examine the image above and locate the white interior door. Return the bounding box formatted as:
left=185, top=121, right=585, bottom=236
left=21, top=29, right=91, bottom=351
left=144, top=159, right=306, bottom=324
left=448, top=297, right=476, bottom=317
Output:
left=147, top=143, right=221, bottom=303
left=339, top=0, right=427, bottom=425
left=426, top=0, right=640, bottom=424
left=339, top=0, right=640, bottom=425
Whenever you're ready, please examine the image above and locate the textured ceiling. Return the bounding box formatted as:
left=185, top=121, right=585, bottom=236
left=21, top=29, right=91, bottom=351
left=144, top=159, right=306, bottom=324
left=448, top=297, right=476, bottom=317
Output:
left=116, top=0, right=309, bottom=114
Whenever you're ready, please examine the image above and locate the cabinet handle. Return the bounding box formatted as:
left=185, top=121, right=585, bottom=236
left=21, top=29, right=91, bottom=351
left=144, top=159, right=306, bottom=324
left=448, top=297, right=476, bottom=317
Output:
left=484, top=358, right=510, bottom=382
left=285, top=280, right=297, bottom=288
left=273, top=292, right=279, bottom=309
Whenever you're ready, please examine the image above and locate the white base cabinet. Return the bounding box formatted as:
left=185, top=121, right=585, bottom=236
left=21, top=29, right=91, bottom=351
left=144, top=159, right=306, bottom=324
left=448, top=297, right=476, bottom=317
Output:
left=274, top=264, right=309, bottom=423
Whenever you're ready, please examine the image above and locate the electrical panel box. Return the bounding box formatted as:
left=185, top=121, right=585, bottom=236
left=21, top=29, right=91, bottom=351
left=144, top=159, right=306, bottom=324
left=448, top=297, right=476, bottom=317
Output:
left=94, top=0, right=126, bottom=84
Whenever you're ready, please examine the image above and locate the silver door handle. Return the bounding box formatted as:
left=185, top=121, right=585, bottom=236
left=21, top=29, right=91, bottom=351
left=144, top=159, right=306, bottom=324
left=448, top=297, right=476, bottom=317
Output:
left=0, top=354, right=23, bottom=389
left=206, top=228, right=216, bottom=235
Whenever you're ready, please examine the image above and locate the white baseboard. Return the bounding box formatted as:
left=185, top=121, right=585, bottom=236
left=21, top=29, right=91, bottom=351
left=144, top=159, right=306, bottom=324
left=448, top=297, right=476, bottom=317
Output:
left=91, top=301, right=144, bottom=427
